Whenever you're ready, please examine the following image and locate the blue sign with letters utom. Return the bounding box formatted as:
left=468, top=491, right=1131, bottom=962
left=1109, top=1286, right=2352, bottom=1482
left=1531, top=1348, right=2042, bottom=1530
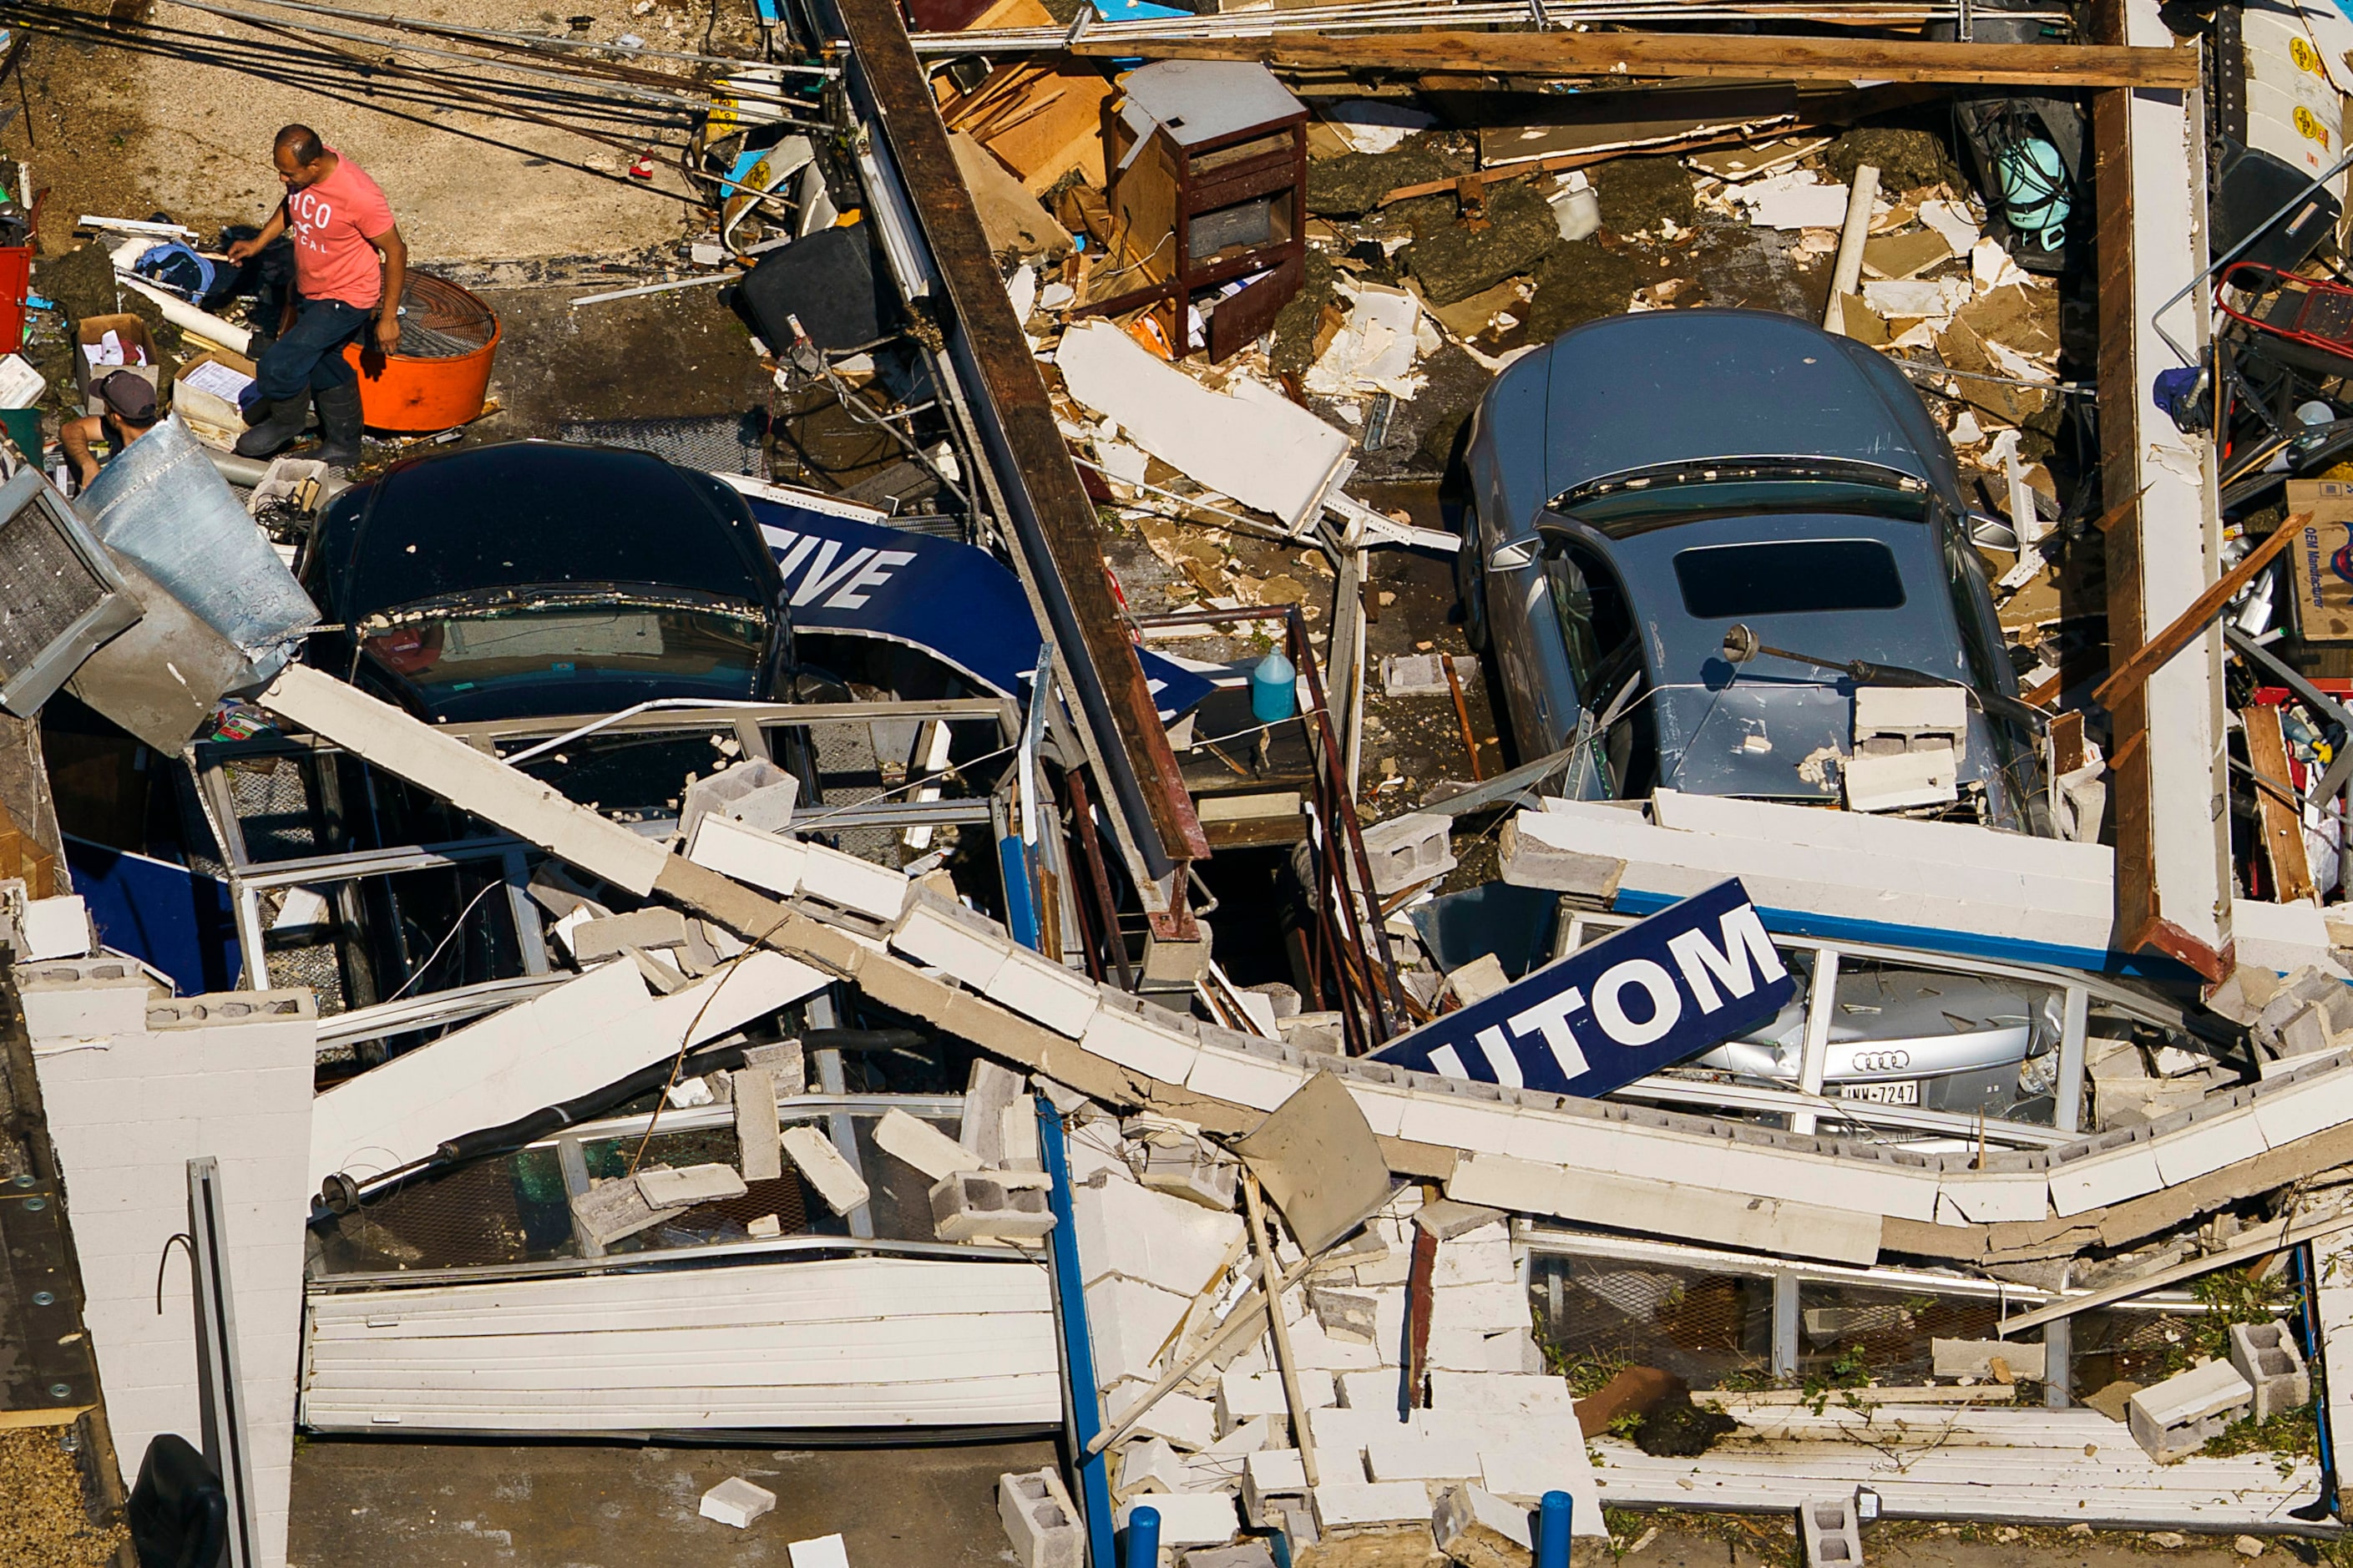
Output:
left=1371, top=878, right=1794, bottom=1098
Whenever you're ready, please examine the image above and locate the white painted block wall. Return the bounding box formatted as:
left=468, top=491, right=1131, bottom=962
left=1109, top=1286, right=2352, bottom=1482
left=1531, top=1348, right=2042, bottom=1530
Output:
left=35, top=990, right=318, bottom=1568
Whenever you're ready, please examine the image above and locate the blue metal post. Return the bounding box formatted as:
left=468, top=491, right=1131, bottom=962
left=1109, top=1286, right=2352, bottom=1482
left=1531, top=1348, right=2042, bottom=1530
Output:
left=1121, top=1505, right=1161, bottom=1568
left=1039, top=1097, right=1116, bottom=1568
left=1536, top=1490, right=1573, bottom=1568
left=1001, top=836, right=1043, bottom=951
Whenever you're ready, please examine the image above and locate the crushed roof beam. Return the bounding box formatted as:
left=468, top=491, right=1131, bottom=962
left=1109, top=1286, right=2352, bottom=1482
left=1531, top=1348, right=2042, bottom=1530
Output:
left=1070, top=32, right=2200, bottom=89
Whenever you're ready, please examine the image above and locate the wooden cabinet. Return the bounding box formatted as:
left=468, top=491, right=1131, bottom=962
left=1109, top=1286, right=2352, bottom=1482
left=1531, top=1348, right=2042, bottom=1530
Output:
left=1078, top=61, right=1307, bottom=362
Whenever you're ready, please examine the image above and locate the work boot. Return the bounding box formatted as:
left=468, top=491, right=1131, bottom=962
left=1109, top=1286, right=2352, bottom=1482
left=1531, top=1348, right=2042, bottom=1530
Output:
left=234, top=390, right=311, bottom=459
left=311, top=382, right=364, bottom=470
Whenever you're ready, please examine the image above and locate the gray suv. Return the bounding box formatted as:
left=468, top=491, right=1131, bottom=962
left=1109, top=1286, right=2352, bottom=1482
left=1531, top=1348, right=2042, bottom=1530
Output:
left=1458, top=310, right=2046, bottom=832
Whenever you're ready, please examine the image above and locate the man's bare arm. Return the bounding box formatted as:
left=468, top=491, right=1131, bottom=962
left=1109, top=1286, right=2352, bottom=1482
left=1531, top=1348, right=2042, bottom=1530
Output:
left=225, top=206, right=289, bottom=266
left=58, top=416, right=102, bottom=487
left=372, top=225, right=407, bottom=353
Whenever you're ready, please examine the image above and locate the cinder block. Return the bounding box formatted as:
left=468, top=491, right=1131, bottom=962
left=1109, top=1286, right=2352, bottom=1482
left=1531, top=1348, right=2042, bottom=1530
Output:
left=681, top=757, right=797, bottom=842
left=1117, top=1435, right=1192, bottom=1499
left=932, top=1170, right=1056, bottom=1242
left=999, top=1466, right=1086, bottom=1568
left=1073, top=1171, right=1245, bottom=1296
left=1217, top=1369, right=1335, bottom=1434
left=1114, top=1388, right=1216, bottom=1452
left=781, top=1125, right=869, bottom=1215
left=1242, top=1448, right=1308, bottom=1527
left=1365, top=1430, right=1482, bottom=1483
left=686, top=813, right=807, bottom=897
left=876, top=1107, right=983, bottom=1181
left=1311, top=1288, right=1379, bottom=1347
left=1433, top=1482, right=1532, bottom=1568
left=1183, top=1544, right=1277, bottom=1568
left=571, top=1176, right=665, bottom=1246
left=1338, top=1368, right=1404, bottom=1413
left=1851, top=685, right=1966, bottom=741
left=1136, top=1139, right=1238, bottom=1211
left=23, top=894, right=94, bottom=959
left=1312, top=1479, right=1430, bottom=1534
left=2228, top=1320, right=2310, bottom=1422
left=1359, top=812, right=1455, bottom=896
left=636, top=1163, right=747, bottom=1209
left=1430, top=1372, right=1576, bottom=1415
left=1414, top=1201, right=1506, bottom=1242
left=1799, top=1495, right=1862, bottom=1567
left=2128, top=1360, right=2254, bottom=1462
left=799, top=840, right=911, bottom=922
left=735, top=1066, right=782, bottom=1182
left=699, top=1475, right=777, bottom=1529
left=20, top=972, right=158, bottom=1041
left=961, top=1058, right=1029, bottom=1168
left=787, top=1535, right=851, bottom=1568
left=1930, top=1338, right=2046, bottom=1382
left=569, top=908, right=691, bottom=963
left=1843, top=746, right=1957, bottom=812
left=1115, top=1491, right=1242, bottom=1549
left=984, top=946, right=1101, bottom=1038
left=743, top=1038, right=806, bottom=1096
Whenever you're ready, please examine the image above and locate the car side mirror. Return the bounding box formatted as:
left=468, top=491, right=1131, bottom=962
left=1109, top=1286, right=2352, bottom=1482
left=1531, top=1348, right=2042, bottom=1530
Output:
left=1488, top=538, right=1540, bottom=571
left=1966, top=511, right=2019, bottom=551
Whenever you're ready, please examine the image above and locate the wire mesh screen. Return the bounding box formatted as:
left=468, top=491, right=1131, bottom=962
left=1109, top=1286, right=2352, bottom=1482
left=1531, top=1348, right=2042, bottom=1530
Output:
left=1795, top=1282, right=2008, bottom=1384
left=0, top=505, right=105, bottom=674
left=1530, top=1252, right=1773, bottom=1390
left=2069, top=1307, right=2201, bottom=1394
left=225, top=757, right=320, bottom=861
left=560, top=414, right=768, bottom=479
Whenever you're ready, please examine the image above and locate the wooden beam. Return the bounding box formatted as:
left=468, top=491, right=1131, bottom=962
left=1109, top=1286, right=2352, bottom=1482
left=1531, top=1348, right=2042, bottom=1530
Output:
left=2242, top=704, right=2318, bottom=903
left=2091, top=517, right=2301, bottom=711
left=1074, top=32, right=2199, bottom=90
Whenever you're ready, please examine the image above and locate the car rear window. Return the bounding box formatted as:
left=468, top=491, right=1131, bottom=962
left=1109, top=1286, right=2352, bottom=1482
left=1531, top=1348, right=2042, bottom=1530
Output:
left=1672, top=540, right=1906, bottom=619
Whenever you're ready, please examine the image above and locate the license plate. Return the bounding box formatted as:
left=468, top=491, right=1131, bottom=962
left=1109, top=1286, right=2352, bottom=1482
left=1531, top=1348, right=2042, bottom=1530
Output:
left=1837, top=1080, right=1920, bottom=1105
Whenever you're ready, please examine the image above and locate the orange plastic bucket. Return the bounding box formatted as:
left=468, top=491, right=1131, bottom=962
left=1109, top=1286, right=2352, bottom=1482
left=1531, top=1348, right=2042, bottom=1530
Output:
left=342, top=271, right=499, bottom=432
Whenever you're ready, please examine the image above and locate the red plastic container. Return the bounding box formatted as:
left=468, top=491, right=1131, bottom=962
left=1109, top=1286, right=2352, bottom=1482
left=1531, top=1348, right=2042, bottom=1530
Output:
left=0, top=246, right=32, bottom=356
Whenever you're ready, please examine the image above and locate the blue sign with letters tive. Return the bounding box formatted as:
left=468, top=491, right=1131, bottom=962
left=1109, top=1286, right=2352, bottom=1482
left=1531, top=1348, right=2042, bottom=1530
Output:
left=1371, top=878, right=1795, bottom=1098
left=737, top=483, right=1217, bottom=721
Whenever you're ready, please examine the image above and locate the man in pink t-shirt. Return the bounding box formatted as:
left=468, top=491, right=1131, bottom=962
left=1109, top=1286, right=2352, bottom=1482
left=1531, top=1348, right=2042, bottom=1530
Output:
left=225, top=124, right=408, bottom=468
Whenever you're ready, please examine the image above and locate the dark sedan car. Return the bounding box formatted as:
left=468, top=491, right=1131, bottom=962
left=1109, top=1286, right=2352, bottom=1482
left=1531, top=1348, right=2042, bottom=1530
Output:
left=1459, top=310, right=2045, bottom=831
left=300, top=441, right=791, bottom=724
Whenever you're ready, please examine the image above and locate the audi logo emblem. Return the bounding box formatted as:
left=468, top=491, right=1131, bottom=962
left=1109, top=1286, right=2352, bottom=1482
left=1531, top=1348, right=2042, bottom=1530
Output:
left=1850, top=1050, right=1911, bottom=1073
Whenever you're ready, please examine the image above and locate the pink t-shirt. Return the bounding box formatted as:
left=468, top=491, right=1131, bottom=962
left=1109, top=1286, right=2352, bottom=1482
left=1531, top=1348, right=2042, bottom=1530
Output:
left=286, top=150, right=395, bottom=310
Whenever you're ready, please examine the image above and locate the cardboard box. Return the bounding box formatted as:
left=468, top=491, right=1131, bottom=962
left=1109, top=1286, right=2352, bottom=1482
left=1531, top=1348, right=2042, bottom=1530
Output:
left=173, top=348, right=259, bottom=452
left=2285, top=480, right=2353, bottom=642
left=74, top=313, right=159, bottom=412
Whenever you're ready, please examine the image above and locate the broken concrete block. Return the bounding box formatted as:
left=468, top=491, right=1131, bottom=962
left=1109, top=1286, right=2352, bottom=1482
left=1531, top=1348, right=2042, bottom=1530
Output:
left=1183, top=1544, right=1277, bottom=1568
left=700, top=1475, right=777, bottom=1529
left=2256, top=967, right=2353, bottom=1041
left=2276, top=1004, right=2342, bottom=1061
left=1312, top=1479, right=1430, bottom=1534
left=932, top=1170, right=1056, bottom=1242
left=1851, top=684, right=1966, bottom=744
left=747, top=1213, right=782, bottom=1238
left=1843, top=745, right=1957, bottom=812
left=999, top=1467, right=1086, bottom=1568
left=1360, top=812, right=1456, bottom=896
left=1930, top=1338, right=2046, bottom=1382
left=735, top=1065, right=782, bottom=1182
left=2228, top=1321, right=2310, bottom=1421
left=1311, top=1287, right=1379, bottom=1347
left=875, top=1106, right=983, bottom=1181
left=1074, top=1171, right=1246, bottom=1294
left=1217, top=1368, right=1336, bottom=1435
left=1415, top=1199, right=1506, bottom=1242
left=571, top=1176, right=666, bottom=1246
left=1089, top=1277, right=1194, bottom=1388
left=2128, top=1360, right=2254, bottom=1462
left=893, top=888, right=1015, bottom=989
left=687, top=813, right=808, bottom=897
left=637, top=1162, right=749, bottom=1209
left=744, top=1038, right=807, bottom=1096
left=961, top=1058, right=1028, bottom=1168
left=1120, top=1391, right=1217, bottom=1453
left=1434, top=1482, right=1533, bottom=1568
left=781, top=1125, right=870, bottom=1215
left=22, top=894, right=94, bottom=960
left=570, top=907, right=691, bottom=964
left=2205, top=965, right=2281, bottom=1027
left=1381, top=653, right=1480, bottom=698
left=1430, top=1372, right=1576, bottom=1415
left=1495, top=815, right=1623, bottom=898
left=1115, top=1491, right=1241, bottom=1550
left=1276, top=1011, right=1344, bottom=1055
left=1242, top=1448, right=1308, bottom=1526
left=681, top=758, right=798, bottom=842
left=1798, top=1495, right=1862, bottom=1566
left=1117, top=1435, right=1192, bottom=1498
left=1445, top=953, right=1511, bottom=1009
left=1001, top=1097, right=1043, bottom=1172
left=787, top=1535, right=851, bottom=1568
left=1136, top=1139, right=1240, bottom=1211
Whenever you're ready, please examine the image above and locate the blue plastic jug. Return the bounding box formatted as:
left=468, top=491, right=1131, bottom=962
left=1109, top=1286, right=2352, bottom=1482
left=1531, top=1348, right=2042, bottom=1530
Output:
left=1250, top=651, right=1298, bottom=723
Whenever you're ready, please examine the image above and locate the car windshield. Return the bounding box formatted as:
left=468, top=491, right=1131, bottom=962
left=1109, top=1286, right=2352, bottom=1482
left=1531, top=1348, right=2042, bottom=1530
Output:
left=362, top=595, right=767, bottom=713
left=1551, top=458, right=1931, bottom=538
